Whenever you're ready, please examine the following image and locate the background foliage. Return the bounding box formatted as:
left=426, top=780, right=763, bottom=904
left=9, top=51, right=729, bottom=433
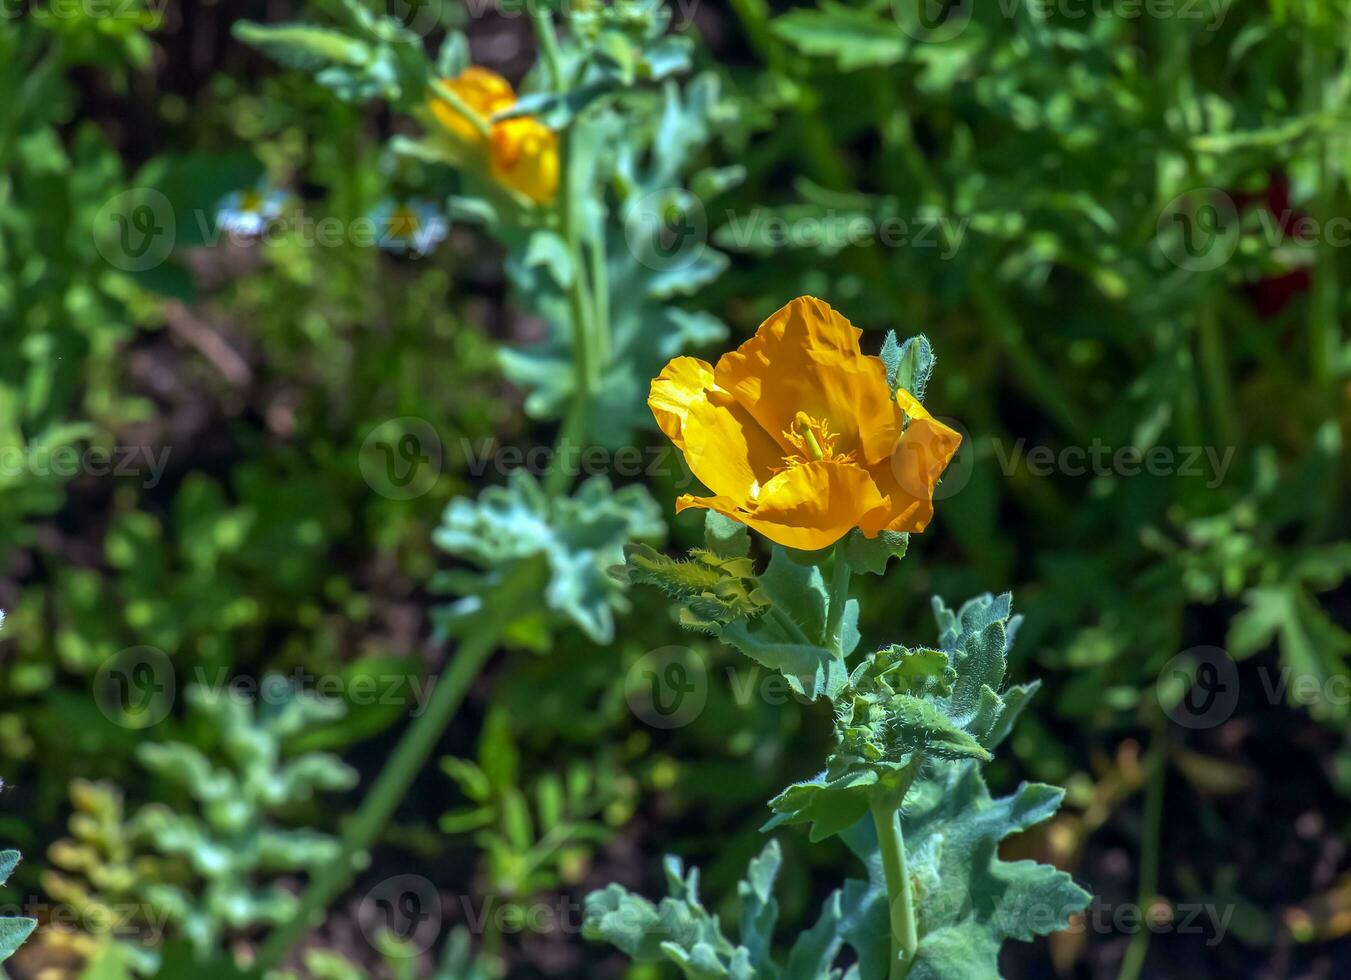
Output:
left=0, top=1, right=1348, bottom=978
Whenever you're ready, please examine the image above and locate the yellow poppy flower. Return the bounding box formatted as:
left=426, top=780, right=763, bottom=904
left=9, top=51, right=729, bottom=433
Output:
left=489, top=116, right=560, bottom=205
left=649, top=296, right=962, bottom=552
left=429, top=66, right=516, bottom=146
left=428, top=67, right=559, bottom=204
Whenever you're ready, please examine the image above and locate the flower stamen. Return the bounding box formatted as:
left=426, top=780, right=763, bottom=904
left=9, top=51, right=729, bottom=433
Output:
left=780, top=412, right=855, bottom=470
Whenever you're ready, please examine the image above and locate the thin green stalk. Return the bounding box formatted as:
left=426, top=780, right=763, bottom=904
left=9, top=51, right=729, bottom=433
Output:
left=545, top=397, right=589, bottom=497
left=530, top=8, right=565, bottom=91
left=255, top=569, right=536, bottom=969
left=871, top=792, right=919, bottom=980
left=1304, top=34, right=1339, bottom=392
left=1174, top=346, right=1205, bottom=449
left=825, top=542, right=851, bottom=656
left=971, top=289, right=1091, bottom=444
left=1195, top=294, right=1238, bottom=449
left=1117, top=717, right=1168, bottom=980
left=544, top=124, right=601, bottom=497
left=862, top=89, right=1087, bottom=447
left=535, top=4, right=603, bottom=490
left=724, top=0, right=851, bottom=191
left=589, top=230, right=611, bottom=379
left=428, top=79, right=491, bottom=139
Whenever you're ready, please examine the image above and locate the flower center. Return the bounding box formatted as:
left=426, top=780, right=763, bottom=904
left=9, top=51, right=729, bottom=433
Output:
left=780, top=412, right=855, bottom=469
left=389, top=206, right=421, bottom=237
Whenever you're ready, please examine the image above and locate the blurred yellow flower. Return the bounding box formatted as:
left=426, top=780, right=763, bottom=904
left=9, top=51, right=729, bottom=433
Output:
left=488, top=116, right=560, bottom=205
left=649, top=296, right=962, bottom=551
left=429, top=66, right=559, bottom=204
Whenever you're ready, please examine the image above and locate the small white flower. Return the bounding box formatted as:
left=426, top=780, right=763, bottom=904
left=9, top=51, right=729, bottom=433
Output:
left=215, top=183, right=287, bottom=238
left=371, top=198, right=449, bottom=257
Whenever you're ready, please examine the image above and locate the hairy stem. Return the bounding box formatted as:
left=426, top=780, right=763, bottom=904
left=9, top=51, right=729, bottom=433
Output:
left=825, top=541, right=851, bottom=656
left=872, top=792, right=919, bottom=980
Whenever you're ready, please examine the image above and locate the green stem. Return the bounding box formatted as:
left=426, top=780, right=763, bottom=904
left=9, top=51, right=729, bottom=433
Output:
left=428, top=79, right=492, bottom=139
left=871, top=792, right=919, bottom=980
left=545, top=398, right=587, bottom=497
left=1195, top=293, right=1238, bottom=449
left=530, top=8, right=565, bottom=91
left=971, top=289, right=1090, bottom=444
left=589, top=230, right=611, bottom=381
left=1117, top=716, right=1168, bottom=980
left=1304, top=34, right=1339, bottom=393
left=534, top=6, right=604, bottom=501
left=255, top=570, right=535, bottom=969
left=825, top=541, right=851, bottom=656
left=545, top=124, right=602, bottom=497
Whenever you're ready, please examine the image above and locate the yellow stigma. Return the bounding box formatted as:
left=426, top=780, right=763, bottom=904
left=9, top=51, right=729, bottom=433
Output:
left=795, top=412, right=825, bottom=460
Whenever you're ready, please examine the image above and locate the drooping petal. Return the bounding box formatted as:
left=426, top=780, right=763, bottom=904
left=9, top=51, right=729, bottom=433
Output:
left=651, top=358, right=783, bottom=504
left=715, top=297, right=898, bottom=464
left=677, top=460, right=888, bottom=551
left=866, top=389, right=962, bottom=533
left=650, top=356, right=716, bottom=442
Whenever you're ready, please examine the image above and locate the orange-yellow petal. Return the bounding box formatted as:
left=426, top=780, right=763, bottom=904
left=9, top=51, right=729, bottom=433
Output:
left=649, top=356, right=715, bottom=443
left=429, top=67, right=517, bottom=146
left=650, top=357, right=783, bottom=503
left=866, top=389, right=962, bottom=533
left=490, top=116, right=559, bottom=204
left=677, top=460, right=888, bottom=551
left=715, top=297, right=898, bottom=465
